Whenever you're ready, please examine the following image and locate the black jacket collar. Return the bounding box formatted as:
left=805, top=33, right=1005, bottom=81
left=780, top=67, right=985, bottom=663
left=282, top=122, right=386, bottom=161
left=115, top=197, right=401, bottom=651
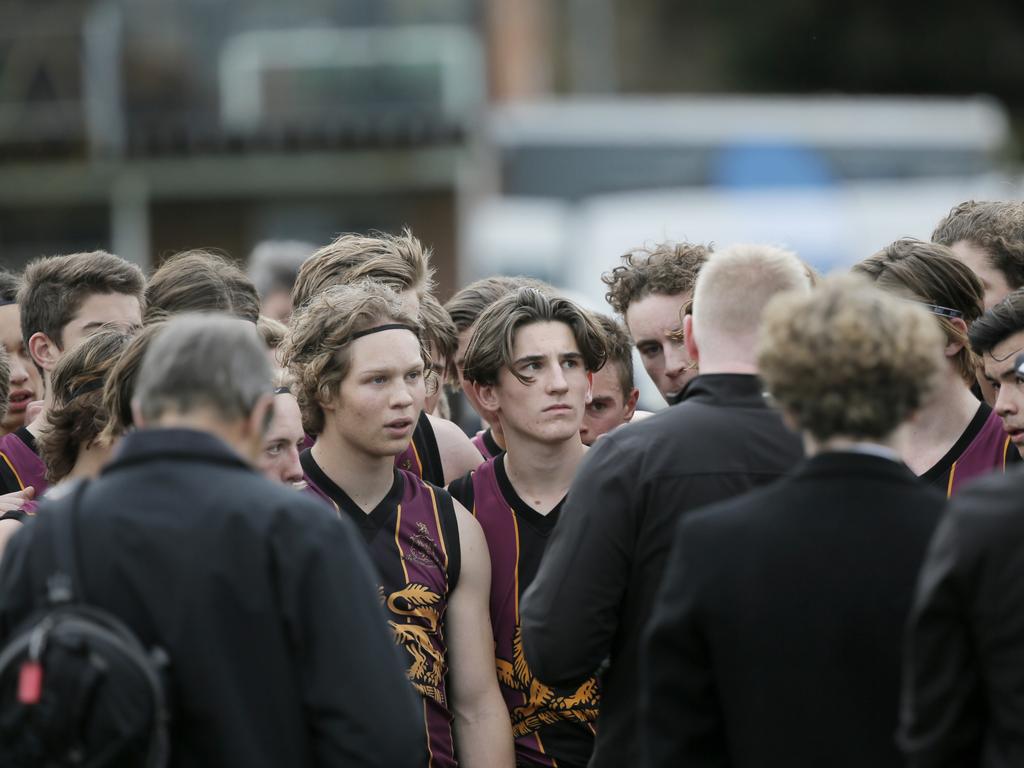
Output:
left=799, top=450, right=917, bottom=482
left=105, top=428, right=254, bottom=474
left=677, top=373, right=769, bottom=408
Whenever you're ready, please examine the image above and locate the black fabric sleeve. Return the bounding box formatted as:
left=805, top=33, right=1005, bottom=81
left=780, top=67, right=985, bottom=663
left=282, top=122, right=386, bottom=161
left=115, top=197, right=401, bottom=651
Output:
left=640, top=516, right=730, bottom=767
left=435, top=486, right=462, bottom=594
left=900, top=506, right=987, bottom=767
left=519, top=434, right=638, bottom=687
left=273, top=502, right=426, bottom=768
left=414, top=412, right=445, bottom=487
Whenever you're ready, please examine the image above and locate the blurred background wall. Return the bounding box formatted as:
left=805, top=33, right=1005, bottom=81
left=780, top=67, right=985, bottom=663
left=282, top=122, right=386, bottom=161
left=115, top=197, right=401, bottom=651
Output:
left=0, top=0, right=1021, bottom=303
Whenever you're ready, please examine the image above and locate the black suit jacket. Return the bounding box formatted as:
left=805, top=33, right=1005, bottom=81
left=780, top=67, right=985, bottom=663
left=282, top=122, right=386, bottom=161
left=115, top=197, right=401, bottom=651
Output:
left=641, top=451, right=944, bottom=768
left=901, top=464, right=1024, bottom=768
left=520, top=374, right=804, bottom=768
left=0, top=428, right=424, bottom=768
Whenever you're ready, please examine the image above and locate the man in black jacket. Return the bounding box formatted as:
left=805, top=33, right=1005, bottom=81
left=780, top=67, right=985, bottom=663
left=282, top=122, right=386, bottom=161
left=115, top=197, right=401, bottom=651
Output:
left=519, top=244, right=810, bottom=767
left=641, top=275, right=947, bottom=767
left=900, top=462, right=1024, bottom=765
left=0, top=314, right=424, bottom=768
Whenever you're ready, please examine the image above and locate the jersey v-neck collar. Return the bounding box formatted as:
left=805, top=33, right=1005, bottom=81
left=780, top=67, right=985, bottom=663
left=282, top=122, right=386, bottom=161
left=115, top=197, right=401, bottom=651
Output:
left=301, top=449, right=405, bottom=529
left=493, top=454, right=562, bottom=533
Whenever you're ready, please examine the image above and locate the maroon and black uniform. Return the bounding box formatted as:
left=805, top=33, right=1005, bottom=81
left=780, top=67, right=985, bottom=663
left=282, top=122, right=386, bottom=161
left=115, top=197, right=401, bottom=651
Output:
left=450, top=456, right=598, bottom=768
left=921, top=403, right=1013, bottom=497
left=471, top=428, right=503, bottom=461
left=0, top=427, right=45, bottom=520
left=302, top=449, right=462, bottom=768
left=395, top=411, right=445, bottom=486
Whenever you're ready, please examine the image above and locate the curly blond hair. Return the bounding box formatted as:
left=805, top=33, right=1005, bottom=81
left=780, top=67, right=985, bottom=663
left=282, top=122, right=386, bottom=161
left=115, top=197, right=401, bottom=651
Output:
left=758, top=275, right=945, bottom=441
left=602, top=241, right=712, bottom=315
left=280, top=282, right=429, bottom=436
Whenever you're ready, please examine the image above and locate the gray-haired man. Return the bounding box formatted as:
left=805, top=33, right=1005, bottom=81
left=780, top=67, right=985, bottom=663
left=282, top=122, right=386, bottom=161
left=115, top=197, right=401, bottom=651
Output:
left=0, top=314, right=424, bottom=768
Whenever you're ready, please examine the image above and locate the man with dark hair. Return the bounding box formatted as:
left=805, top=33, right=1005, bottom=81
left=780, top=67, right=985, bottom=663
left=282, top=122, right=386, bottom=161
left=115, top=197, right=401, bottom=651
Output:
left=445, top=276, right=552, bottom=459
left=521, top=245, right=809, bottom=767
left=580, top=315, right=640, bottom=445
left=0, top=313, right=422, bottom=767
left=0, top=270, right=42, bottom=436
left=283, top=282, right=514, bottom=768
left=0, top=252, right=144, bottom=498
left=449, top=287, right=607, bottom=767
left=933, top=200, right=1024, bottom=311
left=602, top=241, right=712, bottom=404
left=292, top=230, right=482, bottom=486
left=966, top=288, right=1024, bottom=457
left=854, top=239, right=1012, bottom=495
left=642, top=276, right=946, bottom=768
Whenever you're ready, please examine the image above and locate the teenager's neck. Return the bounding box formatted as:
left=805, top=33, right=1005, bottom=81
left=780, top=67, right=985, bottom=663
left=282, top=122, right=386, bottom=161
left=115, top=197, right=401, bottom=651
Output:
left=489, top=420, right=507, bottom=450
left=502, top=432, right=586, bottom=514
left=902, top=373, right=980, bottom=475
left=67, top=442, right=115, bottom=482
left=312, top=428, right=397, bottom=514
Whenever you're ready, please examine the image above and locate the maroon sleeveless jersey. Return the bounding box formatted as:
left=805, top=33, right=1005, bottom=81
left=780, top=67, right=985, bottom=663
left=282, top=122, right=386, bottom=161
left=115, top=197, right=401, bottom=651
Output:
left=395, top=411, right=445, bottom=486
left=470, top=428, right=503, bottom=461
left=449, top=456, right=598, bottom=767
left=301, top=450, right=461, bottom=767
left=0, top=427, right=47, bottom=502
left=922, top=403, right=1013, bottom=497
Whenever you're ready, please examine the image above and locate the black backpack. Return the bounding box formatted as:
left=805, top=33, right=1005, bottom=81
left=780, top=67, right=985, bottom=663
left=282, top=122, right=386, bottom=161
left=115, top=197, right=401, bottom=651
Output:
left=0, top=481, right=171, bottom=767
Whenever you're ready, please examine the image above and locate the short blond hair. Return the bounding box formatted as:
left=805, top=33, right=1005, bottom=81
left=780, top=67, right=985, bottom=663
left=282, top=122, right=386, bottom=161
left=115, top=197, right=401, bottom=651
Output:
left=291, top=229, right=434, bottom=311
left=280, top=282, right=428, bottom=436
left=691, top=244, right=810, bottom=348
left=759, top=275, right=945, bottom=441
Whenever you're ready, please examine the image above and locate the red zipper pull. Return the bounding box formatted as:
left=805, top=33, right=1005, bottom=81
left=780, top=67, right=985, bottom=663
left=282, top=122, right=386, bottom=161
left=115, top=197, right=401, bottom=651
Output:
left=17, top=660, right=42, bottom=705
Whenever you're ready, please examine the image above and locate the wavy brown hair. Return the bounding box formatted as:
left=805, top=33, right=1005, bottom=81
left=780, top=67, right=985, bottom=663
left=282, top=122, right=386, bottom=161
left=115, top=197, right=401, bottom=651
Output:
left=463, top=287, right=608, bottom=387
left=39, top=328, right=132, bottom=482
left=280, top=282, right=429, bottom=436
left=100, top=322, right=165, bottom=441
left=853, top=238, right=984, bottom=385
left=291, top=229, right=434, bottom=311
left=933, top=200, right=1024, bottom=290
left=145, top=249, right=259, bottom=324
left=602, top=241, right=712, bottom=315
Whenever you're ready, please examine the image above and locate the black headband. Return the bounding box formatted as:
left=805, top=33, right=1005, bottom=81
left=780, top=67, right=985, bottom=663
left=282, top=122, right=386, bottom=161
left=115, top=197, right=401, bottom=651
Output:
left=343, top=323, right=419, bottom=344
left=67, top=379, right=105, bottom=402
left=0, top=298, right=16, bottom=308
left=273, top=386, right=291, bottom=395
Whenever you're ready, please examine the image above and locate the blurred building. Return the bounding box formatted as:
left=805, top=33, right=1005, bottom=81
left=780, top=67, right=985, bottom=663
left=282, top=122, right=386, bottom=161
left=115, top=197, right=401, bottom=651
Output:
left=0, top=0, right=492, bottom=297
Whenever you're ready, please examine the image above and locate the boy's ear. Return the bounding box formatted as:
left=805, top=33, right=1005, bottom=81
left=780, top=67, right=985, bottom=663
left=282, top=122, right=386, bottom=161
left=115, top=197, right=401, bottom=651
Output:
left=623, top=387, right=640, bottom=421
left=473, top=381, right=500, bottom=412
left=683, top=314, right=699, bottom=365
left=28, top=331, right=60, bottom=373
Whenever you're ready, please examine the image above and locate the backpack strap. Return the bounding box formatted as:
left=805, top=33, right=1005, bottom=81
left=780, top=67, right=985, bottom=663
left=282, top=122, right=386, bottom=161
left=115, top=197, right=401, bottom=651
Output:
left=47, top=480, right=90, bottom=606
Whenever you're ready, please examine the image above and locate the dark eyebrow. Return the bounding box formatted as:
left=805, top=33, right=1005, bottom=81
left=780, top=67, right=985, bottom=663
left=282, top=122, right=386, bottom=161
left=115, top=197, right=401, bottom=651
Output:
left=513, top=355, right=545, bottom=367
left=634, top=337, right=660, bottom=347
left=560, top=352, right=584, bottom=360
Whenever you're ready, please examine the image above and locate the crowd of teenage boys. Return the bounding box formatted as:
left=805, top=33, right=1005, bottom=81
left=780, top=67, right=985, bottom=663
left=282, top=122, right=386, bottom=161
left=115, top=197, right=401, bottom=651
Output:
left=0, top=199, right=1021, bottom=766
